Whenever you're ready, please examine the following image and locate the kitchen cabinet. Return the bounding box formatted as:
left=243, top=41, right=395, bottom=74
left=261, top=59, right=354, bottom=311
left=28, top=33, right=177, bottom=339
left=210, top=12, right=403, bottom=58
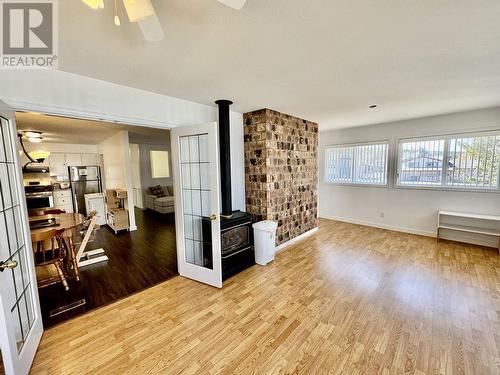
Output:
left=81, top=153, right=101, bottom=166
left=65, top=153, right=83, bottom=167
left=49, top=154, right=68, bottom=178
left=53, top=189, right=74, bottom=213
left=47, top=153, right=103, bottom=179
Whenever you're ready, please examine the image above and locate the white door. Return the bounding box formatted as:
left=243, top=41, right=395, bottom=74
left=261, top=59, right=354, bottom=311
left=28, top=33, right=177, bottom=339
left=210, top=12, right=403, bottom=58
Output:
left=171, top=122, right=222, bottom=288
left=0, top=102, right=43, bottom=375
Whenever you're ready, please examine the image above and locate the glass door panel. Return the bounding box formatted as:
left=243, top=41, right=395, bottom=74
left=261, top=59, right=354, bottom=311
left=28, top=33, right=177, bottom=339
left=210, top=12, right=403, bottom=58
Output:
left=0, top=103, right=43, bottom=375
left=180, top=134, right=212, bottom=269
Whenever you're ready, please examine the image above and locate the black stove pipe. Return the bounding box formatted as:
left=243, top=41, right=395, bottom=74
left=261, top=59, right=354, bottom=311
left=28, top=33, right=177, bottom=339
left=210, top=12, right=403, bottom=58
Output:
left=215, top=99, right=233, bottom=217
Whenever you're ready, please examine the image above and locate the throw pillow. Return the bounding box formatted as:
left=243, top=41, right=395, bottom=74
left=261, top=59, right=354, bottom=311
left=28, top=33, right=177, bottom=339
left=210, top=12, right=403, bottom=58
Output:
left=149, top=185, right=166, bottom=198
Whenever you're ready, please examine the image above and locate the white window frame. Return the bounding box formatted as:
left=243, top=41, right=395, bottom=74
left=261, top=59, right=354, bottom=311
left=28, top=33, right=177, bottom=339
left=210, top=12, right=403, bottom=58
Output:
left=324, top=140, right=390, bottom=187
left=395, top=130, right=500, bottom=193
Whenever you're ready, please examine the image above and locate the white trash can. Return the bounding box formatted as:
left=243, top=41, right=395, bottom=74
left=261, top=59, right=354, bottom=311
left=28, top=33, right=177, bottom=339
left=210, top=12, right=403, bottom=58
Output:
left=253, top=220, right=278, bottom=265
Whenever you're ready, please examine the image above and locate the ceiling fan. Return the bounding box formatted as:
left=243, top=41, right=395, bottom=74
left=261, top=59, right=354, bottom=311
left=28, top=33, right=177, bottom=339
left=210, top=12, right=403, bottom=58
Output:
left=81, top=0, right=248, bottom=42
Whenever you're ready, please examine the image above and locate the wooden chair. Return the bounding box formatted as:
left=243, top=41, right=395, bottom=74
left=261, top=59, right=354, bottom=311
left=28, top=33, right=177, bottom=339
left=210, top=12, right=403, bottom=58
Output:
left=29, top=208, right=66, bottom=217
left=72, top=211, right=108, bottom=267
left=77, top=211, right=98, bottom=238
left=31, top=229, right=70, bottom=291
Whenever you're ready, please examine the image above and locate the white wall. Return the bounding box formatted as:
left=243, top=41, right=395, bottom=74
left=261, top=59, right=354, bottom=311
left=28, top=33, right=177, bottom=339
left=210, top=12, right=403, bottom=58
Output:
left=0, top=69, right=245, bottom=211
left=129, top=143, right=142, bottom=188
left=230, top=112, right=245, bottom=213
left=98, top=131, right=137, bottom=231
left=319, top=107, right=500, bottom=246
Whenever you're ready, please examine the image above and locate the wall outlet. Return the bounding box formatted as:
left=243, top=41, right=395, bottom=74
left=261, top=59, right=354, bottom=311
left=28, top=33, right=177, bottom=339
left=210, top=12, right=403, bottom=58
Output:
left=380, top=212, right=385, bottom=218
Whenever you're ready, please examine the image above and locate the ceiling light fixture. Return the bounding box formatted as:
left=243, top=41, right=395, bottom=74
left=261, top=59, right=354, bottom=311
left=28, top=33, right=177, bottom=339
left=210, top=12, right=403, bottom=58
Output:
left=27, top=137, right=43, bottom=143
left=23, top=130, right=42, bottom=139
left=29, top=151, right=51, bottom=161
left=81, top=0, right=246, bottom=42
left=22, top=130, right=44, bottom=143
left=82, top=0, right=155, bottom=24
left=81, top=0, right=164, bottom=42
left=17, top=133, right=48, bottom=170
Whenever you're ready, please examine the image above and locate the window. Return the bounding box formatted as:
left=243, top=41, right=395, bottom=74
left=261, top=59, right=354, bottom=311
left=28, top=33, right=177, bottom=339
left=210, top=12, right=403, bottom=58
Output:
left=150, top=150, right=170, bottom=178
left=325, top=142, right=389, bottom=185
left=398, top=138, right=445, bottom=186
left=397, top=132, right=500, bottom=190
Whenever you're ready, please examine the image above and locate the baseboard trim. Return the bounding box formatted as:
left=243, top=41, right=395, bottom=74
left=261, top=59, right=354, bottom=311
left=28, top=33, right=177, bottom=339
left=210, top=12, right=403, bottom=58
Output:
left=317, top=214, right=436, bottom=238
left=276, top=227, right=319, bottom=253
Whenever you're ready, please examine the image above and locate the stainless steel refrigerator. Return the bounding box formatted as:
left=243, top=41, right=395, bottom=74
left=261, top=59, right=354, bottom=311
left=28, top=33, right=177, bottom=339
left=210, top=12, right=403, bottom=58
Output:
left=69, top=166, right=102, bottom=215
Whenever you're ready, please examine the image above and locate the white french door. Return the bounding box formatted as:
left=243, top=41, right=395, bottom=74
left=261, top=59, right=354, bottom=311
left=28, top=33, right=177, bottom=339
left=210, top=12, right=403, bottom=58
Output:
left=171, top=122, right=222, bottom=288
left=0, top=101, right=43, bottom=375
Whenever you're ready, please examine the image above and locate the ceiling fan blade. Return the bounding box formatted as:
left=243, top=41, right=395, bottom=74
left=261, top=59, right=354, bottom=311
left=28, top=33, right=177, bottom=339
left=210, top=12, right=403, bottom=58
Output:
left=81, top=0, right=104, bottom=10
left=123, top=0, right=156, bottom=22
left=138, top=14, right=165, bottom=42
left=123, top=0, right=164, bottom=43
left=217, top=0, right=247, bottom=10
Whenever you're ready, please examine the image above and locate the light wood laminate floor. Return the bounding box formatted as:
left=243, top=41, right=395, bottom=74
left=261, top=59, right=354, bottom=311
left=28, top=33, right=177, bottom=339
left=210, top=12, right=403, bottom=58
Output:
left=30, top=219, right=500, bottom=374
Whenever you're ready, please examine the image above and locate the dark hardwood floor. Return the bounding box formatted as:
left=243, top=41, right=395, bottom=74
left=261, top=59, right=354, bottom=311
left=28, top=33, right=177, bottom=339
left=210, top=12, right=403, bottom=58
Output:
left=38, top=208, right=177, bottom=328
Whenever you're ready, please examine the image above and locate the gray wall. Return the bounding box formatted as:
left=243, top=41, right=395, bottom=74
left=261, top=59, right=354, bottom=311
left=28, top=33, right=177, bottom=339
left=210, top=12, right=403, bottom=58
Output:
left=319, top=106, right=500, bottom=246
left=129, top=131, right=173, bottom=190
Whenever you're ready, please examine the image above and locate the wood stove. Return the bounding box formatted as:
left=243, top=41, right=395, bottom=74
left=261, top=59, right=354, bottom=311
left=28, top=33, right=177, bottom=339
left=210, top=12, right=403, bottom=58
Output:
left=221, top=221, right=251, bottom=256
left=203, top=211, right=254, bottom=280
left=201, top=100, right=255, bottom=281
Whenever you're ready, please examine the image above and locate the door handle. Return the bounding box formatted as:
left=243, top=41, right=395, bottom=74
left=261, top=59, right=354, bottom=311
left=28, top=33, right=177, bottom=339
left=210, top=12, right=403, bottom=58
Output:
left=0, top=260, right=18, bottom=272
left=209, top=214, right=217, bottom=221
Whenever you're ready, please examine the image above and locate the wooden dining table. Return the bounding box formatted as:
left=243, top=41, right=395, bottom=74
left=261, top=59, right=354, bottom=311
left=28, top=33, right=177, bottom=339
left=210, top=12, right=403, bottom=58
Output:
left=29, top=213, right=84, bottom=281
left=29, top=213, right=84, bottom=236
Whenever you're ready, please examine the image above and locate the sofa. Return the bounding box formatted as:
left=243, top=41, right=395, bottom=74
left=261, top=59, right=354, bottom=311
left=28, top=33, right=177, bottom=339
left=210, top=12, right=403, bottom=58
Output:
left=144, top=185, right=175, bottom=214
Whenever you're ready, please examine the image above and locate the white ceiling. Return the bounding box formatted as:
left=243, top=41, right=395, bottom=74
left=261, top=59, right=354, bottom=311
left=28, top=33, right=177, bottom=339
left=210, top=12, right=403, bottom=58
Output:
left=15, top=112, right=170, bottom=144
left=58, top=0, right=500, bottom=130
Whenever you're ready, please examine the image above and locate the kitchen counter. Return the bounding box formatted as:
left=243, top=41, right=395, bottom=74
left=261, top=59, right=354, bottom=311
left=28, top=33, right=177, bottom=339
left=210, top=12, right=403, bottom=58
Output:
left=85, top=192, right=105, bottom=199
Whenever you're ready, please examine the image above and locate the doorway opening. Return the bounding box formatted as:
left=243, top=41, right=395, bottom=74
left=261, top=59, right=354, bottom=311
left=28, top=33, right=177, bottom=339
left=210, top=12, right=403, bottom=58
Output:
left=15, top=111, right=178, bottom=327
